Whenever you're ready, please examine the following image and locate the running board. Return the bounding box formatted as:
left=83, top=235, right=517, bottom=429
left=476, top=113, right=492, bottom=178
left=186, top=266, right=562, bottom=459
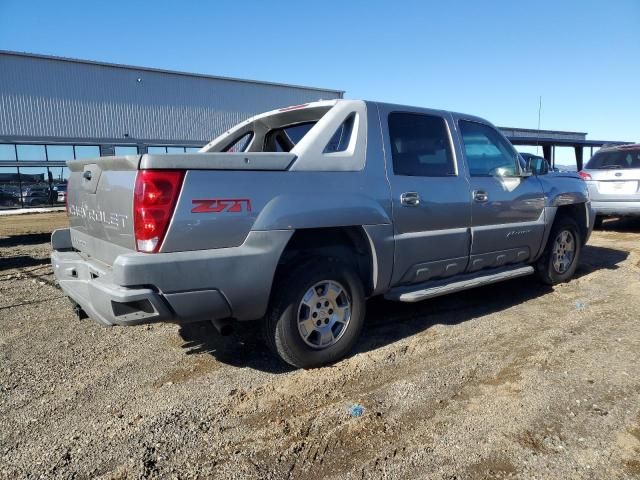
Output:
left=385, top=265, right=535, bottom=303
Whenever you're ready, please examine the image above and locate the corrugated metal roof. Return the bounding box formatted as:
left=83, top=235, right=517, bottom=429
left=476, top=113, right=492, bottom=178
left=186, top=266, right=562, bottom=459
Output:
left=0, top=50, right=343, bottom=143
left=0, top=50, right=344, bottom=94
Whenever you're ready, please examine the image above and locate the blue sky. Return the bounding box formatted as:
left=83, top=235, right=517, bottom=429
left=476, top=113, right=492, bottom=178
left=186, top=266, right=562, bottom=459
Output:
left=0, top=0, right=638, bottom=163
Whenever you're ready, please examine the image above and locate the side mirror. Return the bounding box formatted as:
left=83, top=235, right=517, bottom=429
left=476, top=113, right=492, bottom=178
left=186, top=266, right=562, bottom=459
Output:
left=526, top=157, right=550, bottom=176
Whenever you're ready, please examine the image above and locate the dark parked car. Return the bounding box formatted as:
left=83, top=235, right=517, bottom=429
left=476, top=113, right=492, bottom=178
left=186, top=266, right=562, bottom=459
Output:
left=519, top=152, right=557, bottom=173
left=0, top=189, right=18, bottom=208
left=21, top=185, right=55, bottom=206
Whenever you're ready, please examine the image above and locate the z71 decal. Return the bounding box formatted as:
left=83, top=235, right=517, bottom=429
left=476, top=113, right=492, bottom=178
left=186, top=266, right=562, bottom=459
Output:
left=191, top=199, right=252, bottom=213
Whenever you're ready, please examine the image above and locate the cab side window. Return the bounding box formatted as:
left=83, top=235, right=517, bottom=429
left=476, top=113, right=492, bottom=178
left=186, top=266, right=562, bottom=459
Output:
left=459, top=120, right=520, bottom=177
left=388, top=113, right=455, bottom=177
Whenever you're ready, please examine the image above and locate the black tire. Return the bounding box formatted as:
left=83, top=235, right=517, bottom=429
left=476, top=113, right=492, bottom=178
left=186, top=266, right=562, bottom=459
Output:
left=263, top=257, right=366, bottom=369
left=593, top=216, right=604, bottom=229
left=536, top=215, right=582, bottom=285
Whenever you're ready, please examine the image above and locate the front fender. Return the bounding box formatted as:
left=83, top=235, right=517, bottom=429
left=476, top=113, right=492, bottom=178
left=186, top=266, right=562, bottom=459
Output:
left=539, top=175, right=589, bottom=207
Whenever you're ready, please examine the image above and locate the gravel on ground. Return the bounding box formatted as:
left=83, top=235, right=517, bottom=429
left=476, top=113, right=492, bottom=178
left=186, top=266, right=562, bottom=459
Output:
left=1, top=212, right=639, bottom=479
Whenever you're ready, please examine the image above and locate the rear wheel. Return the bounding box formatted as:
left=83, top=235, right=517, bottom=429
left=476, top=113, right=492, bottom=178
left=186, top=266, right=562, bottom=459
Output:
left=536, top=215, right=582, bottom=285
left=263, top=257, right=365, bottom=369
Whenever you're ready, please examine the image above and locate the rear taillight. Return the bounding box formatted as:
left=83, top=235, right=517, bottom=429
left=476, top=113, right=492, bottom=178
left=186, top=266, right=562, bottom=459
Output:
left=578, top=171, right=592, bottom=181
left=133, top=170, right=184, bottom=253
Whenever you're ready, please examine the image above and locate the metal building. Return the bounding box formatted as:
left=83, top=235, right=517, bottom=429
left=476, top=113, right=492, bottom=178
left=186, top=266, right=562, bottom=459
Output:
left=0, top=50, right=343, bottom=209
left=0, top=50, right=629, bottom=212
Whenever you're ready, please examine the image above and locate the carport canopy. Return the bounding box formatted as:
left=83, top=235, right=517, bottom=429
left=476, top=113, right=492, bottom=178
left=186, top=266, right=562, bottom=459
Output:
left=499, top=127, right=631, bottom=171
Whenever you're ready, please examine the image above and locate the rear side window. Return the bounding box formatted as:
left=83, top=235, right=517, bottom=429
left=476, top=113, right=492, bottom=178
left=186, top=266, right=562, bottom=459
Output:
left=586, top=149, right=640, bottom=169
left=388, top=113, right=455, bottom=177
left=459, top=121, right=519, bottom=177
left=223, top=132, right=253, bottom=152
left=264, top=122, right=317, bottom=152
left=324, top=114, right=355, bottom=153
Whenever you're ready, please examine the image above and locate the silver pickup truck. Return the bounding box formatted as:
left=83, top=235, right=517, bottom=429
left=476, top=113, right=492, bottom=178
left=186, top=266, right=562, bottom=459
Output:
left=51, top=99, right=595, bottom=368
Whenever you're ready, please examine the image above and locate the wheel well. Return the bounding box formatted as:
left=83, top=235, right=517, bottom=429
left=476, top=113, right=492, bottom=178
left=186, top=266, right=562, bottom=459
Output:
left=275, top=227, right=374, bottom=296
left=555, top=203, right=589, bottom=244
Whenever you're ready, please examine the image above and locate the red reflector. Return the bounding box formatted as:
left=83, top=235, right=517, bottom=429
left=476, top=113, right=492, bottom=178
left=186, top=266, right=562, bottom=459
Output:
left=133, top=170, right=184, bottom=253
left=578, top=171, right=592, bottom=181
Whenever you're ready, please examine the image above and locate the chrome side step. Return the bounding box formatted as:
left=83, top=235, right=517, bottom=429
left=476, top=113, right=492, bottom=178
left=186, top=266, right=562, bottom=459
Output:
left=385, top=265, right=535, bottom=303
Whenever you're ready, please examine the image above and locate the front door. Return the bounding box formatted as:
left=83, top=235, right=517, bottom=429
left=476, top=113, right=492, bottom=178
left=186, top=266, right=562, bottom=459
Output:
left=456, top=119, right=546, bottom=272
left=381, top=107, right=472, bottom=286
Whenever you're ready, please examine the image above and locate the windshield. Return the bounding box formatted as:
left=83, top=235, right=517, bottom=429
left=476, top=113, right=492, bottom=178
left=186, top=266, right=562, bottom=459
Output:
left=586, top=149, right=640, bottom=170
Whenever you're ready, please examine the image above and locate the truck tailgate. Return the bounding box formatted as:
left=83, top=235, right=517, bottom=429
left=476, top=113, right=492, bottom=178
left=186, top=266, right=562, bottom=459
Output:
left=65, top=152, right=297, bottom=264
left=66, top=155, right=139, bottom=264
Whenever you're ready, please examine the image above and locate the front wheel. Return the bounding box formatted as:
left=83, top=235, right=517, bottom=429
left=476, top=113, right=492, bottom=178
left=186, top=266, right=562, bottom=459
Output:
left=536, top=215, right=582, bottom=285
left=593, top=216, right=604, bottom=229
left=263, top=257, right=366, bottom=369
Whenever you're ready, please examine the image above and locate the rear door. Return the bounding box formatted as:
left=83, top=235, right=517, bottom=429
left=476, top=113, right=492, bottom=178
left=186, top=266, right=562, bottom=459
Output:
left=455, top=119, right=546, bottom=272
left=380, top=106, right=472, bottom=286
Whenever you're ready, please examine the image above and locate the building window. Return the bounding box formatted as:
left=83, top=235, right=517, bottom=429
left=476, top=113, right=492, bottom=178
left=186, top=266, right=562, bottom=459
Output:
left=166, top=146, right=186, bottom=154
left=0, top=144, right=17, bottom=161
left=16, top=144, right=46, bottom=161
left=18, top=166, right=54, bottom=207
left=114, top=146, right=138, bottom=156
left=147, top=146, right=168, bottom=154
left=47, top=145, right=75, bottom=161
left=74, top=145, right=100, bottom=160
left=0, top=167, right=21, bottom=210
left=147, top=146, right=199, bottom=154
left=49, top=164, right=69, bottom=181
left=50, top=166, right=69, bottom=204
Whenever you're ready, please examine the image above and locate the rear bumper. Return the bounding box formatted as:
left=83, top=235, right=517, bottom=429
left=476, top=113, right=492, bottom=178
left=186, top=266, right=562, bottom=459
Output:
left=52, top=250, right=232, bottom=326
left=591, top=201, right=640, bottom=216
left=51, top=228, right=292, bottom=326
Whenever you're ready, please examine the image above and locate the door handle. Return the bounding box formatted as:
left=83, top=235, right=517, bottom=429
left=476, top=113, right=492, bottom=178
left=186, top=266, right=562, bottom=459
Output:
left=400, top=192, right=420, bottom=206
left=83, top=170, right=92, bottom=181
left=473, top=190, right=488, bottom=202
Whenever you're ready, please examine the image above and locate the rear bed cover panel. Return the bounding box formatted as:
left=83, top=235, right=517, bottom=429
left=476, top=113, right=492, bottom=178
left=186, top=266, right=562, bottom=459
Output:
left=140, top=153, right=296, bottom=170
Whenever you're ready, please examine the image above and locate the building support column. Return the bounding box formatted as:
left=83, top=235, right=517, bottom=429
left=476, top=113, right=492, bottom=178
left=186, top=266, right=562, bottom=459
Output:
left=574, top=145, right=584, bottom=171
left=542, top=145, right=552, bottom=163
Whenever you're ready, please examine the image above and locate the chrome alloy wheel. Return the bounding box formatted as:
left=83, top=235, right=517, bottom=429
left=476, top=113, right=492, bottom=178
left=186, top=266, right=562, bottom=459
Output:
left=552, top=229, right=576, bottom=274
left=297, top=280, right=352, bottom=349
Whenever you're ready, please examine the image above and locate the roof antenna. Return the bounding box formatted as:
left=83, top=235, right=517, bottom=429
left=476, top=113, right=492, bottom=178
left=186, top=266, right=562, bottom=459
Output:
left=536, top=96, right=542, bottom=155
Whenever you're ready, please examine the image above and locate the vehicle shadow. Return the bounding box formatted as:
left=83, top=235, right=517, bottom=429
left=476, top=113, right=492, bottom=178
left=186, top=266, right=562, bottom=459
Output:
left=0, top=233, right=51, bottom=248
left=597, top=216, right=640, bottom=233
left=177, top=244, right=628, bottom=373
left=0, top=255, right=51, bottom=272
left=0, top=233, right=53, bottom=273
left=178, top=321, right=293, bottom=374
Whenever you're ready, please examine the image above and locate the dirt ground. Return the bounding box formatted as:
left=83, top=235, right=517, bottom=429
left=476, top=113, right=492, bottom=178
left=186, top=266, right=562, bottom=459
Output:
left=1, top=212, right=639, bottom=479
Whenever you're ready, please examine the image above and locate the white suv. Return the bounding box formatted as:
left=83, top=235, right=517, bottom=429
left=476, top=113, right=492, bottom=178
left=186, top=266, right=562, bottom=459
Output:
left=579, top=144, right=640, bottom=225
